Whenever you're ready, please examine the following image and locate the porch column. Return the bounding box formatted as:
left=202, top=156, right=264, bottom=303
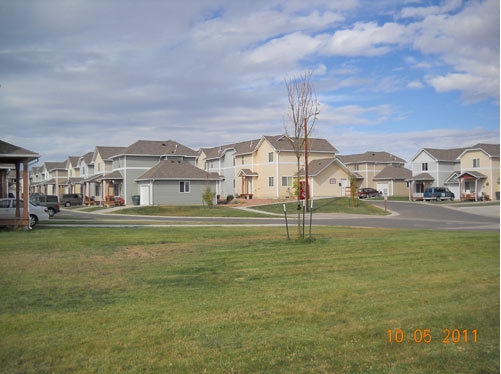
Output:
left=22, top=160, right=29, bottom=223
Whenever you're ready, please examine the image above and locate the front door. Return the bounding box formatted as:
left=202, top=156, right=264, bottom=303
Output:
left=140, top=185, right=150, bottom=206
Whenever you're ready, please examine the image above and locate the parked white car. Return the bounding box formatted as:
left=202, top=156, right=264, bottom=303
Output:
left=0, top=198, right=50, bottom=227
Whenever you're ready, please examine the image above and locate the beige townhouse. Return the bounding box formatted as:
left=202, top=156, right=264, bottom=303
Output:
left=457, top=144, right=500, bottom=201
left=337, top=151, right=407, bottom=191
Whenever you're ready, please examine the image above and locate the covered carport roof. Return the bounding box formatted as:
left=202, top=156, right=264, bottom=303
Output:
left=0, top=140, right=40, bottom=165
left=0, top=140, right=40, bottom=228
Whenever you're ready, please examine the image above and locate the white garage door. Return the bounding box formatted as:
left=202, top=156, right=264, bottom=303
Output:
left=377, top=183, right=389, bottom=196
left=140, top=185, right=150, bottom=206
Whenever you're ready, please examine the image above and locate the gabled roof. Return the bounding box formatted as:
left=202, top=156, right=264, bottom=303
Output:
left=337, top=151, right=405, bottom=164
left=234, top=139, right=260, bottom=156
left=413, top=147, right=466, bottom=162
left=136, top=160, right=219, bottom=181
left=459, top=143, right=500, bottom=158
left=458, top=171, right=488, bottom=179
left=65, top=156, right=80, bottom=168
left=44, top=161, right=66, bottom=171
left=237, top=169, right=258, bottom=177
left=373, top=165, right=412, bottom=181
left=78, top=152, right=94, bottom=166
left=116, top=140, right=198, bottom=158
left=0, top=140, right=39, bottom=163
left=261, top=135, right=338, bottom=154
left=297, top=157, right=352, bottom=177
left=94, top=146, right=126, bottom=161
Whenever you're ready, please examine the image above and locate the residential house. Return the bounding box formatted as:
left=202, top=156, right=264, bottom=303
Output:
left=31, top=161, right=67, bottom=196
left=408, top=147, right=464, bottom=200
left=199, top=135, right=338, bottom=199
left=110, top=140, right=198, bottom=205
left=337, top=151, right=407, bottom=193
left=373, top=165, right=412, bottom=197
left=136, top=159, right=219, bottom=205
left=457, top=144, right=500, bottom=201
left=198, top=138, right=260, bottom=200
left=89, top=146, right=125, bottom=204
left=77, top=152, right=96, bottom=201
left=299, top=158, right=356, bottom=198
left=61, top=156, right=82, bottom=195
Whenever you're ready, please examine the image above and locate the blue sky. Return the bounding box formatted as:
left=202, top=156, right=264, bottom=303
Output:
left=0, top=0, right=499, bottom=165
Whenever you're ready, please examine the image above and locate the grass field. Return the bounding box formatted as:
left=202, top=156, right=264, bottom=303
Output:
left=0, top=226, right=498, bottom=373
left=85, top=197, right=389, bottom=217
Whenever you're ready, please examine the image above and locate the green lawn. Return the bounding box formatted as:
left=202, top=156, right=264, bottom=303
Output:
left=94, top=197, right=389, bottom=217
left=253, top=197, right=390, bottom=215
left=0, top=227, right=498, bottom=373
left=106, top=204, right=274, bottom=217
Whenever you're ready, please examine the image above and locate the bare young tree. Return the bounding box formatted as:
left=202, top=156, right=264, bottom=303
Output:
left=284, top=71, right=320, bottom=236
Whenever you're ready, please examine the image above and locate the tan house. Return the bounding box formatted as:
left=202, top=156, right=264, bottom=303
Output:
left=373, top=165, right=412, bottom=197
left=457, top=144, right=500, bottom=201
left=30, top=161, right=67, bottom=196
left=235, top=135, right=338, bottom=199
left=299, top=158, right=356, bottom=198
left=337, top=152, right=406, bottom=190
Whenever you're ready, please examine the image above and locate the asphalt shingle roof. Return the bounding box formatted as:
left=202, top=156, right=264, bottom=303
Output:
left=136, top=160, right=219, bottom=180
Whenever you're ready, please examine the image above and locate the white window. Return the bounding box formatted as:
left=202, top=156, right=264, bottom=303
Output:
left=268, top=176, right=274, bottom=187
left=282, top=176, right=293, bottom=187
left=422, top=163, right=428, bottom=171
left=473, top=159, right=480, bottom=168
left=268, top=152, right=274, bottom=162
left=180, top=181, right=190, bottom=193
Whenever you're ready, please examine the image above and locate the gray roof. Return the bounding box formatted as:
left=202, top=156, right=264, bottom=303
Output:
left=0, top=140, right=39, bottom=163
left=407, top=172, right=434, bottom=181
left=374, top=165, right=412, bottom=180
left=118, top=140, right=198, bottom=157
left=337, top=151, right=405, bottom=164
left=44, top=161, right=66, bottom=171
left=421, top=147, right=466, bottom=162
left=94, top=146, right=126, bottom=160
left=136, top=160, right=219, bottom=181
left=464, top=143, right=500, bottom=158
left=262, top=135, right=338, bottom=154
left=201, top=135, right=337, bottom=159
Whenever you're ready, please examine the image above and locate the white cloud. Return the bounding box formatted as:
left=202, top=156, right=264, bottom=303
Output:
left=399, top=0, right=463, bottom=19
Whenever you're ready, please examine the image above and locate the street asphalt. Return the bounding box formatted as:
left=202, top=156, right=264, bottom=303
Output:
left=49, top=200, right=500, bottom=232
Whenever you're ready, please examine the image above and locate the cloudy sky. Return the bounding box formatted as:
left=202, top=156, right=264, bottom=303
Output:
left=1, top=0, right=499, bottom=165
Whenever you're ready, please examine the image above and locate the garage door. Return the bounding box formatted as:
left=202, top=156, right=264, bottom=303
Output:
left=377, top=183, right=389, bottom=196
left=140, top=185, right=150, bottom=206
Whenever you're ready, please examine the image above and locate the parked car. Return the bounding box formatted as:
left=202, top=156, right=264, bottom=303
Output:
left=30, top=194, right=60, bottom=217
left=358, top=188, right=381, bottom=199
left=0, top=198, right=50, bottom=227
left=61, top=193, right=83, bottom=207
left=424, top=187, right=455, bottom=201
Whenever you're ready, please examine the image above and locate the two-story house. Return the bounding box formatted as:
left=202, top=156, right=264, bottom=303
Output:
left=90, top=146, right=125, bottom=204
left=110, top=140, right=199, bottom=205
left=457, top=144, right=500, bottom=201
left=408, top=148, right=465, bottom=200
left=31, top=161, right=67, bottom=196
left=199, top=135, right=339, bottom=199
left=337, top=152, right=407, bottom=192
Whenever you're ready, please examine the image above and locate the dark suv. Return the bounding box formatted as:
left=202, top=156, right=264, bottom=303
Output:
left=61, top=193, right=83, bottom=207
left=30, top=194, right=60, bottom=217
left=424, top=187, right=455, bottom=201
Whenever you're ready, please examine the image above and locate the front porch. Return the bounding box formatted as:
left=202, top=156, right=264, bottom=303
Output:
left=458, top=171, right=487, bottom=201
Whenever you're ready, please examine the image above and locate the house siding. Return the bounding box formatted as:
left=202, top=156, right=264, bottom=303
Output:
left=138, top=180, right=217, bottom=205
